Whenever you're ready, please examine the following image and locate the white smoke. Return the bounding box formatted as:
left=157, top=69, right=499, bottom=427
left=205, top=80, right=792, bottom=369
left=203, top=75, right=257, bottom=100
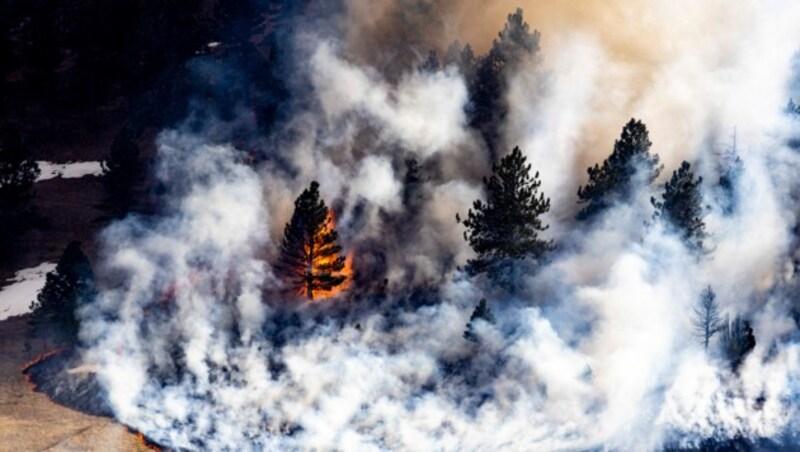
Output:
left=310, top=42, right=470, bottom=158
left=75, top=1, right=800, bottom=450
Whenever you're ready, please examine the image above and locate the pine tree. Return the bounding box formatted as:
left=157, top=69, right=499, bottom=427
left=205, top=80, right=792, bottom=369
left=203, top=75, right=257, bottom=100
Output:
left=28, top=241, right=95, bottom=345
left=692, top=285, right=721, bottom=350
left=652, top=161, right=707, bottom=253
left=577, top=119, right=662, bottom=220
left=275, top=181, right=348, bottom=300
left=464, top=298, right=496, bottom=342
left=469, top=8, right=540, bottom=154
left=494, top=8, right=541, bottom=61
left=0, top=123, right=40, bottom=211
left=458, top=147, right=553, bottom=286
left=444, top=40, right=475, bottom=79
left=720, top=315, right=756, bottom=370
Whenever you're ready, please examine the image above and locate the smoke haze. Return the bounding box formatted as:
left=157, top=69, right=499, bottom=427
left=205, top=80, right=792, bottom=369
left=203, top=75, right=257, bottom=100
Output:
left=73, top=1, right=800, bottom=449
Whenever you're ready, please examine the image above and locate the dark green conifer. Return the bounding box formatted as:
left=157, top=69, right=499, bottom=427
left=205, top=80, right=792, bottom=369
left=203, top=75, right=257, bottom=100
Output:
left=577, top=119, right=662, bottom=220
left=275, top=181, right=348, bottom=300
left=459, top=147, right=553, bottom=286
left=28, top=241, right=95, bottom=345
left=469, top=8, right=540, bottom=154
left=652, top=161, right=707, bottom=253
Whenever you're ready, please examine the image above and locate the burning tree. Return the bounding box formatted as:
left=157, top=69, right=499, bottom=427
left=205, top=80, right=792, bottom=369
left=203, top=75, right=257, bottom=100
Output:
left=275, top=181, right=349, bottom=300
left=459, top=146, right=553, bottom=288
left=577, top=119, right=662, bottom=221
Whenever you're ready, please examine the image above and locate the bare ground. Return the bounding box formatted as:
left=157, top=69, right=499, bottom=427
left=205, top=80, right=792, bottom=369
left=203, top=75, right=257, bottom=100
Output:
left=0, top=316, right=148, bottom=451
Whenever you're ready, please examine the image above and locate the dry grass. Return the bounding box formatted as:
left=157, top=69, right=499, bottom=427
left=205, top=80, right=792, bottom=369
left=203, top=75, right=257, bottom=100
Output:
left=0, top=316, right=149, bottom=451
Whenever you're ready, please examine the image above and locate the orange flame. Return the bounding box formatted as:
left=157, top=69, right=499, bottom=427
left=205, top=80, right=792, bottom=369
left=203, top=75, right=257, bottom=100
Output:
left=21, top=348, right=66, bottom=390
left=314, top=250, right=354, bottom=300
left=135, top=431, right=162, bottom=451
left=302, top=210, right=353, bottom=300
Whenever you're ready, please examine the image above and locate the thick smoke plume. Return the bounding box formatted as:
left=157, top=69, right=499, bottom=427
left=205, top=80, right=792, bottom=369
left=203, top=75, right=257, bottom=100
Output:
left=75, top=0, right=800, bottom=449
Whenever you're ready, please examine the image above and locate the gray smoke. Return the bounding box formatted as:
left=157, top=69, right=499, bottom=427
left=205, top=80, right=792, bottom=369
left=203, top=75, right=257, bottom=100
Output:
left=77, top=1, right=800, bottom=450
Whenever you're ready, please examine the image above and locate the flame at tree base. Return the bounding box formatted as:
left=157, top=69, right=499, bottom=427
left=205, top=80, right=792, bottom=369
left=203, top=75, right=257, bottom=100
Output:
left=311, top=250, right=354, bottom=300
left=298, top=209, right=354, bottom=301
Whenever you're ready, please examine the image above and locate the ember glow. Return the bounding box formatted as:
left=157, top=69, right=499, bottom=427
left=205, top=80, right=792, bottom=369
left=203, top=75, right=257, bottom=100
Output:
left=21, top=348, right=65, bottom=390
left=300, top=210, right=353, bottom=301
left=134, top=431, right=162, bottom=451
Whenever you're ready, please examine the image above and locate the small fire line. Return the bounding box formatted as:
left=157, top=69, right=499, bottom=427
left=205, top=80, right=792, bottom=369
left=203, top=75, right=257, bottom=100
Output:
left=129, top=427, right=164, bottom=451
left=21, top=349, right=166, bottom=451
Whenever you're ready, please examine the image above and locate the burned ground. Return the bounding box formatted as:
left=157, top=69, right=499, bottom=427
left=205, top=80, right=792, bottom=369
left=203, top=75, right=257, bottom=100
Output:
left=0, top=316, right=150, bottom=451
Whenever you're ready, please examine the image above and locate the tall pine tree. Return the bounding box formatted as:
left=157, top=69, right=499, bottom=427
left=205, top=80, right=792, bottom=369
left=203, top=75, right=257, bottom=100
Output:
left=459, top=147, right=553, bottom=286
left=469, top=8, right=540, bottom=155
left=28, top=241, right=95, bottom=345
left=652, top=161, right=707, bottom=253
left=275, top=181, right=348, bottom=300
left=577, top=119, right=662, bottom=220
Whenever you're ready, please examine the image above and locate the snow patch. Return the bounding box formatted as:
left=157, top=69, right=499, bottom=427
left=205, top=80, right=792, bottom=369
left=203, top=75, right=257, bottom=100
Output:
left=37, top=161, right=104, bottom=182
left=0, top=263, right=56, bottom=320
